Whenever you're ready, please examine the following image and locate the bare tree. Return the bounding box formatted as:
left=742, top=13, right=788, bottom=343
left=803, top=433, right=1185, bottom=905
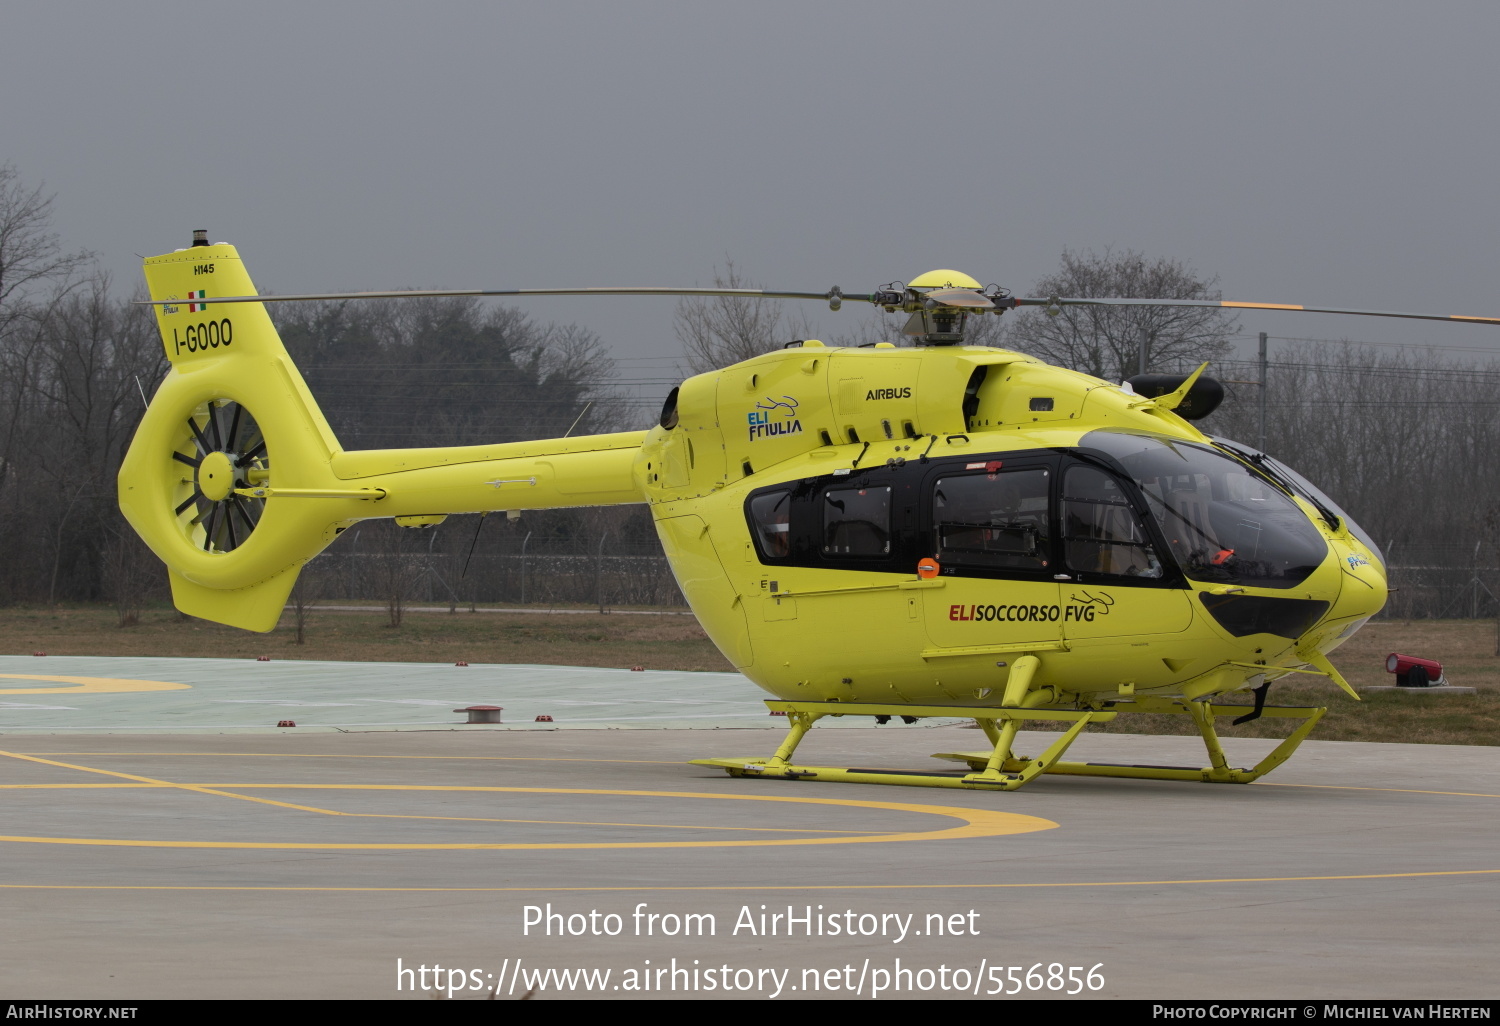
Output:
left=14, top=277, right=165, bottom=605
left=288, top=570, right=323, bottom=645
left=0, top=165, right=96, bottom=542
left=365, top=522, right=427, bottom=628
left=102, top=525, right=154, bottom=627
left=1005, top=248, right=1238, bottom=381
left=273, top=296, right=624, bottom=448
left=0, top=163, right=90, bottom=332
left=674, top=262, right=812, bottom=373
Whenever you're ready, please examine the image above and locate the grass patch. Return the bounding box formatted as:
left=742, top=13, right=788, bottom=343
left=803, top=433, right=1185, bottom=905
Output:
left=0, top=603, right=734, bottom=673
left=1078, top=619, right=1500, bottom=746
left=1084, top=679, right=1500, bottom=746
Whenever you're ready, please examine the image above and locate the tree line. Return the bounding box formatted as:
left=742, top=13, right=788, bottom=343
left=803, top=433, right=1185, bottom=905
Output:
left=0, top=163, right=656, bottom=622
left=1, top=161, right=1495, bottom=624
left=1200, top=341, right=1500, bottom=620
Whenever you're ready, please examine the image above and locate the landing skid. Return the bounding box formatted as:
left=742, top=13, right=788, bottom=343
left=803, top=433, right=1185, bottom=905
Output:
left=691, top=697, right=1326, bottom=791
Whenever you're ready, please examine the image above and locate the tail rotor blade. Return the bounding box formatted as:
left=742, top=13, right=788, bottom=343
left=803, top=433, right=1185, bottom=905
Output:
left=222, top=504, right=239, bottom=550
left=230, top=496, right=258, bottom=534
left=188, top=416, right=213, bottom=455
left=225, top=403, right=243, bottom=453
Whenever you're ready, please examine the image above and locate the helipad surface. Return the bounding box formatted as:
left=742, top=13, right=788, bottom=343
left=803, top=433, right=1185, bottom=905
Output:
left=0, top=654, right=935, bottom=733
left=0, top=657, right=1495, bottom=1001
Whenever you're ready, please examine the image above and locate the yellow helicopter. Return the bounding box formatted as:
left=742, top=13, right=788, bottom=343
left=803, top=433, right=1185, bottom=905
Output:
left=121, top=232, right=1497, bottom=792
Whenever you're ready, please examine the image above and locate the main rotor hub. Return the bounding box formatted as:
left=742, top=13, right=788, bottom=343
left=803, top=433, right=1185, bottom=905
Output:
left=873, top=269, right=1014, bottom=346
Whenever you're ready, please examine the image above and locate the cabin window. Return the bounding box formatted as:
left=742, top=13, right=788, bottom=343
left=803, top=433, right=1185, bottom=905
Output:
left=932, top=468, right=1051, bottom=571
left=822, top=486, right=891, bottom=557
left=1062, top=465, right=1163, bottom=578
left=748, top=490, right=792, bottom=558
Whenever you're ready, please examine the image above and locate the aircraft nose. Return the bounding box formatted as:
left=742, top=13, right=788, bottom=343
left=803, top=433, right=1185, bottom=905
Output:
left=1325, top=541, right=1389, bottom=626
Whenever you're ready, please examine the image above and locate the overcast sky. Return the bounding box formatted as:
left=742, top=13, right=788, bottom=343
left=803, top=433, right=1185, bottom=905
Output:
left=5, top=0, right=1500, bottom=385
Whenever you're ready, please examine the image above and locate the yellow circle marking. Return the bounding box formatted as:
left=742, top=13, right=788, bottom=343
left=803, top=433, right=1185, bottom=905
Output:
left=0, top=785, right=1055, bottom=851
left=0, top=674, right=191, bottom=695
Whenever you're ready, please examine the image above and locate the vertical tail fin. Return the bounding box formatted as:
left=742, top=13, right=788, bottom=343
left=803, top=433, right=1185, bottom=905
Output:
left=120, top=239, right=349, bottom=630
left=120, top=236, right=647, bottom=632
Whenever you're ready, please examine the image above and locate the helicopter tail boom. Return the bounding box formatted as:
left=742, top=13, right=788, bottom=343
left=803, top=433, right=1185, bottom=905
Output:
left=119, top=240, right=645, bottom=632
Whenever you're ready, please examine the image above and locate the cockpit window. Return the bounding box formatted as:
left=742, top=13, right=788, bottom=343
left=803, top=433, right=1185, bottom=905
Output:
left=933, top=468, right=1051, bottom=571
left=1062, top=465, right=1163, bottom=578
left=748, top=489, right=792, bottom=558
left=1079, top=431, right=1328, bottom=589
left=823, top=486, right=891, bottom=557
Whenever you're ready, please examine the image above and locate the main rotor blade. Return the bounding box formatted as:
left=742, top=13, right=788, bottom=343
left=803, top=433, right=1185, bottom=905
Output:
left=140, top=286, right=874, bottom=307
left=137, top=282, right=1500, bottom=327
left=1016, top=296, right=1500, bottom=327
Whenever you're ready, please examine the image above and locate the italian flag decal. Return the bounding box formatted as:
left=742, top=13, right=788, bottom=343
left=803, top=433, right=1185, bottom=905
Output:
left=188, top=290, right=206, bottom=313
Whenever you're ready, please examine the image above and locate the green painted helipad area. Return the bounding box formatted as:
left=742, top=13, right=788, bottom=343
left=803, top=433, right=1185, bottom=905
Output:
left=0, top=655, right=962, bottom=734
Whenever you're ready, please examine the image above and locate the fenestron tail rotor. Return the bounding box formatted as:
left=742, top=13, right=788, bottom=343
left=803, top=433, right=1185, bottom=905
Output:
left=120, top=238, right=357, bottom=632
left=171, top=400, right=268, bottom=553
left=122, top=235, right=649, bottom=634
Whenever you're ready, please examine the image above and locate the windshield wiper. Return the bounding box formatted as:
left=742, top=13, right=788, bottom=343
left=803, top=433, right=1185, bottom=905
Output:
left=1211, top=441, right=1341, bottom=531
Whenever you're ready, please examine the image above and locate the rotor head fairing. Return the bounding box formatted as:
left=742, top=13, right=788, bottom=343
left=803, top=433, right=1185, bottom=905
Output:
left=907, top=269, right=984, bottom=290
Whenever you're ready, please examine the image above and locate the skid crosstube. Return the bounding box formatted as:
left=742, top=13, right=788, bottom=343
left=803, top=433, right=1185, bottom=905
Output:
left=690, top=697, right=1327, bottom=791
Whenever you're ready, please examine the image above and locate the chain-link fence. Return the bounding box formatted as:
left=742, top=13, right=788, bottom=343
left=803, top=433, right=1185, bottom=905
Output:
left=1381, top=543, right=1498, bottom=621
left=305, top=537, right=686, bottom=611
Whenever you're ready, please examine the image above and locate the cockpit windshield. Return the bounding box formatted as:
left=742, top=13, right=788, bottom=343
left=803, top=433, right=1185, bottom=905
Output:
left=1211, top=436, right=1385, bottom=567
left=1079, top=431, right=1329, bottom=589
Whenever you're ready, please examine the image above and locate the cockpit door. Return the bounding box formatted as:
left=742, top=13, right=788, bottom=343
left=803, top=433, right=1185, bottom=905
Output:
left=922, top=459, right=1063, bottom=654
left=1057, top=460, right=1193, bottom=642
